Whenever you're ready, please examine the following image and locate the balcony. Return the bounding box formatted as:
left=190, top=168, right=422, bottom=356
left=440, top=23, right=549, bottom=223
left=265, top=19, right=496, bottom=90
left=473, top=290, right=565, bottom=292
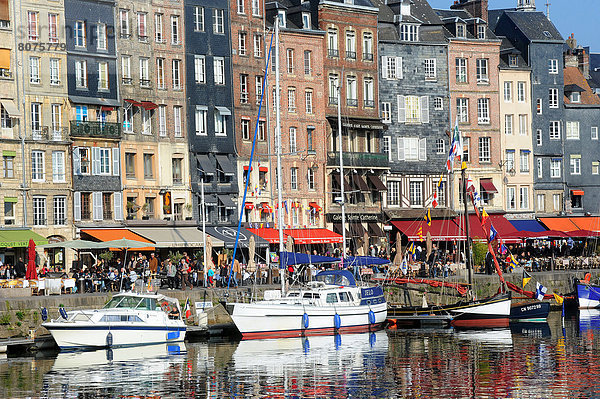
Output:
left=346, top=51, right=356, bottom=60
left=122, top=77, right=132, bottom=85
left=328, top=96, right=338, bottom=105
left=363, top=53, right=373, bottom=61
left=0, top=68, right=13, bottom=79
left=364, top=100, right=374, bottom=108
left=328, top=49, right=339, bottom=58
left=327, top=152, right=389, bottom=168
left=29, top=126, right=69, bottom=141
left=140, top=79, right=151, bottom=88
left=346, top=98, right=358, bottom=107
left=69, top=121, right=121, bottom=139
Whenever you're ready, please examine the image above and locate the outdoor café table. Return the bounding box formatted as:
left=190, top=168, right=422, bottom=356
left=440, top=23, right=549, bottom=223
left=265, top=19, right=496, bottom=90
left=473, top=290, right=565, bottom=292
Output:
left=45, top=278, right=62, bottom=295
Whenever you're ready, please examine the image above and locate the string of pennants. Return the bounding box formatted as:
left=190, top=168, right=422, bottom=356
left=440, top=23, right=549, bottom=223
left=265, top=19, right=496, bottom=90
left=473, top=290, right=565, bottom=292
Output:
left=253, top=200, right=321, bottom=215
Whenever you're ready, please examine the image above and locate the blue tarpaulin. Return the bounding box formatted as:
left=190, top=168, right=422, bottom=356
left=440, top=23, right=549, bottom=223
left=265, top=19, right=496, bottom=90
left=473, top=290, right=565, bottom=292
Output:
left=343, top=256, right=391, bottom=267
left=279, top=252, right=340, bottom=266
left=508, top=219, right=547, bottom=232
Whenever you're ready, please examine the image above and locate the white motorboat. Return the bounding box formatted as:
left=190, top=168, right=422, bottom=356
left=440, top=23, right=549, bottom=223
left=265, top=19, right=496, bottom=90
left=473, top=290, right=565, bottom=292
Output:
left=231, top=270, right=387, bottom=339
left=43, top=292, right=186, bottom=350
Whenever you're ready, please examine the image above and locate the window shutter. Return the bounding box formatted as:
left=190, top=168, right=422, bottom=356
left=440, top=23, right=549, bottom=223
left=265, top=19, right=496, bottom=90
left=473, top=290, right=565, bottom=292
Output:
left=397, top=95, right=406, bottom=123
left=112, top=147, right=120, bottom=176
left=381, top=56, right=388, bottom=79
left=92, top=191, right=103, bottom=220
left=397, top=137, right=405, bottom=161
left=420, top=96, right=429, bottom=124
left=74, top=192, right=81, bottom=221
left=72, top=147, right=81, bottom=175
left=419, top=138, right=427, bottom=161
left=395, top=57, right=403, bottom=79
left=113, top=191, right=123, bottom=220
left=91, top=147, right=101, bottom=175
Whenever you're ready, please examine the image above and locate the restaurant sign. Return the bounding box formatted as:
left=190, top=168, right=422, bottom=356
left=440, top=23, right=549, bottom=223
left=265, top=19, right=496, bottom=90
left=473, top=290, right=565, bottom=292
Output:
left=327, top=213, right=383, bottom=223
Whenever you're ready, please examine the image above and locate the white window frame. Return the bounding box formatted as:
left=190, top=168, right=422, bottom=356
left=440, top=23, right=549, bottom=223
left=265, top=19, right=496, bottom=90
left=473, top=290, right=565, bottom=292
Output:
left=549, top=88, right=559, bottom=108
left=29, top=56, right=40, bottom=84
left=549, top=121, right=561, bottom=140
left=593, top=127, right=599, bottom=140
left=52, top=151, right=65, bottom=182
left=173, top=106, right=182, bottom=137
left=155, top=13, right=164, bottom=42
left=172, top=59, right=181, bottom=89
left=214, top=109, right=227, bottom=136
left=517, top=81, right=526, bottom=102
left=519, top=114, right=527, bottom=136
left=476, top=58, right=489, bottom=83
left=477, top=98, right=490, bottom=124
left=195, top=106, right=207, bottom=136
left=194, top=7, right=204, bottom=32
left=536, top=129, right=542, bottom=146
left=457, top=98, right=468, bottom=122
left=97, top=23, right=107, bottom=49
left=213, top=9, right=224, bottom=34
left=478, top=137, right=491, bottom=163
left=289, top=127, right=297, bottom=153
left=170, top=15, right=180, bottom=44
left=49, top=58, right=60, bottom=85
left=53, top=196, right=66, bottom=226
left=520, top=150, right=530, bottom=173
left=537, top=158, right=543, bottom=179
left=98, top=61, right=109, bottom=90
left=31, top=150, right=45, bottom=182
left=290, top=167, right=298, bottom=190
left=566, top=121, right=580, bottom=140
left=158, top=105, right=167, bottom=136
left=550, top=159, right=561, bottom=178
left=505, top=114, right=513, bottom=135
left=424, top=59, right=436, bottom=81
left=156, top=57, right=165, bottom=89
left=456, top=58, right=467, bottom=83
left=33, top=196, right=47, bottom=226
left=504, top=81, right=512, bottom=102
left=387, top=181, right=400, bottom=206
left=213, top=57, right=225, bottom=85
left=305, top=90, right=313, bottom=114
left=381, top=102, right=391, bottom=123
left=570, top=155, right=581, bottom=175
left=549, top=59, right=558, bottom=74
left=506, top=187, right=516, bottom=210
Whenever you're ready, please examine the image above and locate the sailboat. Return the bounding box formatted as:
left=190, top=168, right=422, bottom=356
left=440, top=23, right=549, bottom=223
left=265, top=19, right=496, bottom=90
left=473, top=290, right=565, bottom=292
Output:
left=229, top=17, right=387, bottom=339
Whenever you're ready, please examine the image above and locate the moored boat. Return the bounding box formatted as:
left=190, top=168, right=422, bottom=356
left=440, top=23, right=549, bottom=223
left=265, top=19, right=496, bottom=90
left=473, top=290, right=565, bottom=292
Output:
left=43, top=292, right=186, bottom=350
left=575, top=282, right=600, bottom=309
left=509, top=301, right=550, bottom=322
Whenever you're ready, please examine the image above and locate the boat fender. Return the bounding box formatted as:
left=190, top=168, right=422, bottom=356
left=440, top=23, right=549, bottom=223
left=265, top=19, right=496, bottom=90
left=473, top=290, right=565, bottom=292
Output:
left=106, top=348, right=113, bottom=362
left=334, top=313, right=341, bottom=330
left=106, top=332, right=113, bottom=348
left=302, top=337, right=310, bottom=353
left=369, top=332, right=376, bottom=347
left=41, top=307, right=48, bottom=321
left=368, top=310, right=376, bottom=324
left=59, top=307, right=68, bottom=320
left=302, top=313, right=309, bottom=329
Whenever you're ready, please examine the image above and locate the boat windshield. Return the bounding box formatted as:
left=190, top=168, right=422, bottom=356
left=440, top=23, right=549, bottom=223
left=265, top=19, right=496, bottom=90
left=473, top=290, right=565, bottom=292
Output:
left=315, top=274, right=352, bottom=287
left=104, top=296, right=157, bottom=310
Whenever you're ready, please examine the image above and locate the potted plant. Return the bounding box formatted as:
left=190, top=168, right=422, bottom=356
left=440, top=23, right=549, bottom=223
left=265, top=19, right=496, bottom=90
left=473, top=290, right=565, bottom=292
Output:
left=126, top=201, right=138, bottom=220
left=141, top=203, right=149, bottom=220
left=184, top=203, right=193, bottom=220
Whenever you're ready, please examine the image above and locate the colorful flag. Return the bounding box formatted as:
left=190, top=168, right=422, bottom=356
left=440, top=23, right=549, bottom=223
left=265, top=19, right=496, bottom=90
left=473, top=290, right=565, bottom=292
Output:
left=401, top=256, right=408, bottom=275
left=418, top=226, right=423, bottom=240
left=466, top=175, right=475, bottom=191
left=432, top=191, right=439, bottom=208
left=425, top=208, right=432, bottom=226
left=536, top=282, right=547, bottom=301
left=407, top=242, right=415, bottom=254
left=184, top=298, right=191, bottom=319
left=500, top=243, right=508, bottom=255
left=553, top=292, right=564, bottom=305
left=488, top=224, right=498, bottom=242
left=480, top=208, right=489, bottom=225
left=472, top=190, right=482, bottom=207
left=508, top=254, right=519, bottom=272
left=523, top=270, right=532, bottom=288
left=437, top=175, right=443, bottom=188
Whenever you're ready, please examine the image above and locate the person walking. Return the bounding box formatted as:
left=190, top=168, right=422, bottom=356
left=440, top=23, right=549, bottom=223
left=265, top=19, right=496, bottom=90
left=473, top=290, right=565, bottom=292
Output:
left=166, top=259, right=177, bottom=290
left=180, top=259, right=192, bottom=290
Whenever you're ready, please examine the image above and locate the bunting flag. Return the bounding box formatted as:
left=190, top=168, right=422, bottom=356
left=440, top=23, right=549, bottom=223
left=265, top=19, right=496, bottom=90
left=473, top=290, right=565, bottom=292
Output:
left=418, top=226, right=423, bottom=240
left=437, top=175, right=444, bottom=188
left=500, top=243, right=508, bottom=255
left=407, top=242, right=415, bottom=254
left=472, top=190, right=482, bottom=208
left=508, top=254, right=519, bottom=272
left=466, top=175, right=475, bottom=192
left=536, top=282, right=548, bottom=301
left=432, top=192, right=439, bottom=208
left=424, top=209, right=432, bottom=226
left=480, top=208, right=489, bottom=225
left=522, top=270, right=532, bottom=288
left=401, top=256, right=408, bottom=275
left=446, top=117, right=463, bottom=172
left=488, top=224, right=498, bottom=242
left=553, top=292, right=564, bottom=305
left=184, top=298, right=191, bottom=319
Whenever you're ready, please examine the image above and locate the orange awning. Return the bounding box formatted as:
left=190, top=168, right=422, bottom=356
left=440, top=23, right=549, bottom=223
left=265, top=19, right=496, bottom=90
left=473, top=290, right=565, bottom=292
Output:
left=539, top=218, right=580, bottom=232
left=570, top=217, right=600, bottom=232
left=81, top=229, right=155, bottom=251
left=308, top=202, right=321, bottom=211
left=259, top=166, right=268, bottom=172
left=0, top=48, right=10, bottom=70
left=261, top=203, right=272, bottom=213
left=244, top=202, right=254, bottom=210
left=571, top=190, right=584, bottom=196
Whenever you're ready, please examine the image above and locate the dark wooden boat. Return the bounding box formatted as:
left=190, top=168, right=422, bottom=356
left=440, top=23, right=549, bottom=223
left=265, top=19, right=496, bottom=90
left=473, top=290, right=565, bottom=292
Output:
left=509, top=301, right=550, bottom=322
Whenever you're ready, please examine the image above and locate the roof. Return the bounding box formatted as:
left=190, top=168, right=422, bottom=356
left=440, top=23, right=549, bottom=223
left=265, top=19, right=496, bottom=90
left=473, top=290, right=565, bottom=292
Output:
left=434, top=9, right=498, bottom=41
left=322, top=0, right=376, bottom=8
left=498, top=36, right=529, bottom=69
left=502, top=11, right=563, bottom=42
left=563, top=67, right=600, bottom=105
left=373, top=0, right=445, bottom=43
left=590, top=53, right=600, bottom=70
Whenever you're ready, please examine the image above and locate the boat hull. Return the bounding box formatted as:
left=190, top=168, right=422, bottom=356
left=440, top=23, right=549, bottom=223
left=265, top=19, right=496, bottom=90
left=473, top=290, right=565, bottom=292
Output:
left=510, top=301, right=550, bottom=321
left=44, top=323, right=186, bottom=350
left=231, top=302, right=387, bottom=340
left=450, top=293, right=512, bottom=328
left=576, top=283, right=600, bottom=309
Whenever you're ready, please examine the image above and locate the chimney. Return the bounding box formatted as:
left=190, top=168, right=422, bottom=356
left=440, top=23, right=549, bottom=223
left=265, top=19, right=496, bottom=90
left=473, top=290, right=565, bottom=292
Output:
left=451, top=0, right=488, bottom=23
left=566, top=33, right=577, bottom=50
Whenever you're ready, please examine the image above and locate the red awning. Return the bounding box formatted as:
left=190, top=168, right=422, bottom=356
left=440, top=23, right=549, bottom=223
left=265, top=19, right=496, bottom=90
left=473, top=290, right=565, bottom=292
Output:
left=391, top=219, right=464, bottom=241
left=308, top=202, right=321, bottom=211
left=259, top=166, right=268, bottom=172
left=124, top=99, right=142, bottom=107
left=572, top=190, right=584, bottom=196
left=282, top=228, right=343, bottom=244
left=244, top=202, right=254, bottom=210
left=246, top=228, right=287, bottom=244
left=140, top=101, right=158, bottom=110
left=480, top=179, right=498, bottom=193
left=261, top=203, right=272, bottom=213
left=455, top=214, right=519, bottom=242
left=100, top=106, right=114, bottom=111
left=243, top=166, right=253, bottom=171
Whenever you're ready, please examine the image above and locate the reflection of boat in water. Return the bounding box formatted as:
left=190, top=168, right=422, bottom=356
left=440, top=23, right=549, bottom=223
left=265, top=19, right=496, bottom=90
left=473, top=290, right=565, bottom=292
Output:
left=232, top=331, right=388, bottom=376
left=578, top=309, right=600, bottom=332
left=510, top=322, right=551, bottom=338
left=454, top=328, right=513, bottom=348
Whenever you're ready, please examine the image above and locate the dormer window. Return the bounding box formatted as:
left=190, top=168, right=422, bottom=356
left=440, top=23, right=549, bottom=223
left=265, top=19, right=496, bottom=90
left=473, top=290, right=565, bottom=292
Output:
left=456, top=24, right=466, bottom=38
left=302, top=13, right=311, bottom=29
left=570, top=92, right=581, bottom=103
left=400, top=24, right=418, bottom=42
left=509, top=55, right=518, bottom=67
left=477, top=24, right=486, bottom=39
left=278, top=11, right=286, bottom=28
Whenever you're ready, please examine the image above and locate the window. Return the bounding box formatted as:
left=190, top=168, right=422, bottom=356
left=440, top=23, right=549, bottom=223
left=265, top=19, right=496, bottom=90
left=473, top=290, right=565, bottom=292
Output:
left=123, top=106, right=133, bottom=132
left=363, top=78, right=374, bottom=107
left=478, top=137, right=490, bottom=163
left=252, top=0, right=260, bottom=15
left=31, top=103, right=41, bottom=136
left=194, top=7, right=204, bottom=31
left=328, top=74, right=339, bottom=105
left=173, top=106, right=182, bottom=137
left=139, top=58, right=149, bottom=87
left=172, top=59, right=181, bottom=89
left=254, top=34, right=263, bottom=57
left=144, top=197, right=154, bottom=218
left=553, top=194, right=561, bottom=211
left=125, top=153, right=135, bottom=178
left=549, top=121, right=561, bottom=140
left=504, top=82, right=512, bottom=102
left=400, top=24, right=418, bottom=41
left=409, top=181, right=423, bottom=206
left=238, top=32, right=247, bottom=56
left=593, top=127, right=599, bottom=140
left=290, top=167, right=298, bottom=190
left=506, top=187, right=516, bottom=210
left=566, top=121, right=579, bottom=140
left=74, top=20, right=86, bottom=47
left=192, top=56, right=205, bottom=84
left=363, top=32, right=373, bottom=61
left=258, top=121, right=265, bottom=140
left=436, top=139, right=445, bottom=154
left=214, top=108, right=227, bottom=135
left=571, top=191, right=582, bottom=209
left=549, top=59, right=558, bottom=74
left=32, top=150, right=44, bottom=181
left=53, top=196, right=66, bottom=225
left=509, top=55, right=518, bottom=67
left=239, top=74, right=248, bottom=103
left=172, top=158, right=182, bottom=184
left=455, top=58, right=467, bottom=83
left=143, top=154, right=154, bottom=179
left=381, top=102, right=391, bottom=123
left=0, top=106, right=10, bottom=129
left=214, top=57, right=224, bottom=84
left=3, top=155, right=14, bottom=178
left=237, top=0, right=244, bottom=14
left=476, top=59, right=488, bottom=83
left=213, top=9, right=223, bottom=34
left=433, top=97, right=443, bottom=110
left=519, top=114, right=527, bottom=136
left=550, top=159, right=561, bottom=178
left=477, top=98, right=489, bottom=124
left=424, top=59, right=436, bottom=81
left=517, top=82, right=526, bottom=102
left=255, top=76, right=263, bottom=104
left=286, top=49, right=294, bottom=74
left=570, top=92, right=580, bottom=103
left=345, top=30, right=356, bottom=59
left=95, top=23, right=106, bottom=50
left=28, top=11, right=39, bottom=41
left=462, top=137, right=470, bottom=162
left=570, top=155, right=581, bottom=175
left=98, top=62, right=108, bottom=90
left=506, top=150, right=515, bottom=172
left=302, top=12, right=311, bottom=29
left=398, top=95, right=429, bottom=124
left=536, top=129, right=542, bottom=146
left=29, top=56, right=40, bottom=84
left=456, top=23, right=465, bottom=38
left=382, top=56, right=402, bottom=80
left=98, top=148, right=110, bottom=175
left=536, top=98, right=542, bottom=115
left=398, top=137, right=426, bottom=161
left=537, top=194, right=545, bottom=212
left=305, top=90, right=313, bottom=114
left=48, top=13, right=59, bottom=43
left=170, top=15, right=180, bottom=44
left=346, top=76, right=357, bottom=106
left=288, top=87, right=296, bottom=112
left=327, top=29, right=338, bottom=57
left=387, top=181, right=400, bottom=206
left=4, top=200, right=15, bottom=225
left=49, top=58, right=60, bottom=85
left=141, top=108, right=151, bottom=135
left=76, top=105, right=88, bottom=122
left=241, top=118, right=250, bottom=140
left=307, top=127, right=314, bottom=153
left=120, top=9, right=130, bottom=37
left=520, top=150, right=530, bottom=173
left=537, top=158, right=543, bottom=178
left=477, top=24, right=486, bottom=39
left=52, top=151, right=65, bottom=182
left=33, top=197, right=46, bottom=226
left=155, top=13, right=163, bottom=42
left=195, top=106, right=207, bottom=135
left=593, top=161, right=600, bottom=175
left=289, top=127, right=297, bottom=153
left=505, top=115, right=513, bottom=135
left=457, top=98, right=468, bottom=123
left=549, top=88, right=559, bottom=108
left=121, top=56, right=131, bottom=84
left=307, top=168, right=315, bottom=190
left=156, top=58, right=165, bottom=89
left=383, top=136, right=391, bottom=160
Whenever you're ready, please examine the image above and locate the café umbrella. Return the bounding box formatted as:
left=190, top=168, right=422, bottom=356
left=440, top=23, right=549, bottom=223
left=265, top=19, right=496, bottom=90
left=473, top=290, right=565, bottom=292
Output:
left=26, top=239, right=38, bottom=280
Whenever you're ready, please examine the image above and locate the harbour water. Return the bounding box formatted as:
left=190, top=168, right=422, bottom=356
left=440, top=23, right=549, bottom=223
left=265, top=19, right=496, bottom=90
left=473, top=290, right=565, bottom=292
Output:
left=2, top=309, right=600, bottom=398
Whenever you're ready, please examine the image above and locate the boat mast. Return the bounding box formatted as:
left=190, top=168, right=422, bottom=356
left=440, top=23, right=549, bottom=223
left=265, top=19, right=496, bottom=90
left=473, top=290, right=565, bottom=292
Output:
left=461, top=163, right=473, bottom=288
left=337, top=81, right=347, bottom=259
left=274, top=17, right=285, bottom=294
left=201, top=174, right=207, bottom=287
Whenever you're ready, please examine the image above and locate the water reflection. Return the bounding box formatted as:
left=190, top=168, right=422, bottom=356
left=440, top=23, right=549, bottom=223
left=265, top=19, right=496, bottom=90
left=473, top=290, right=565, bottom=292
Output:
left=5, top=310, right=600, bottom=398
